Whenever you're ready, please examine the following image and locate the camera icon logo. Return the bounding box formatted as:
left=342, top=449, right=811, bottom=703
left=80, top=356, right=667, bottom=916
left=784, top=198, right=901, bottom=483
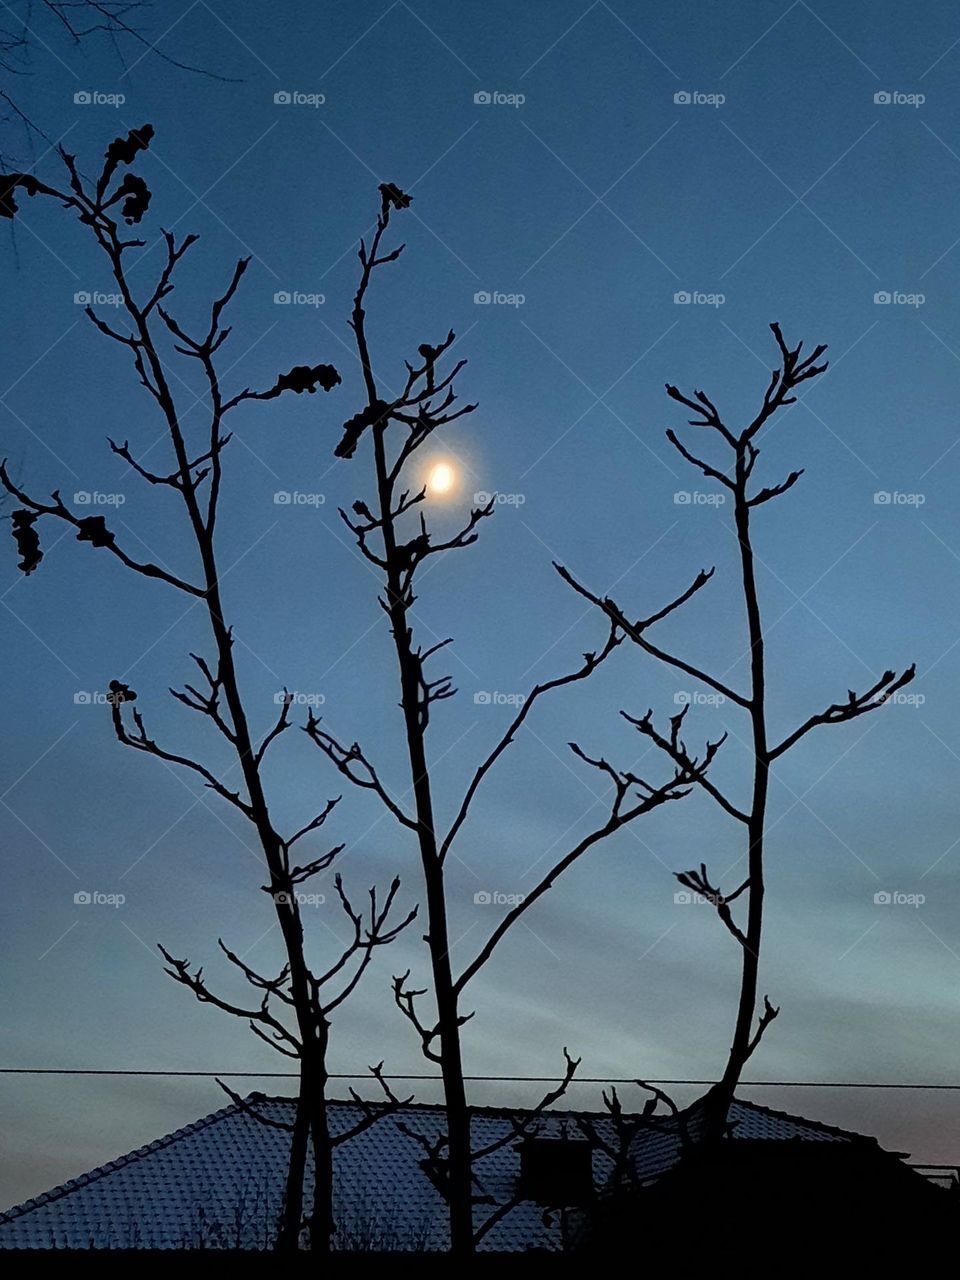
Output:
left=473, top=691, right=492, bottom=705
left=874, top=91, right=891, bottom=105
left=674, top=890, right=692, bottom=904
left=673, top=491, right=692, bottom=504
left=473, top=891, right=492, bottom=904
left=674, top=91, right=691, bottom=105
left=474, top=91, right=492, bottom=105
left=74, top=491, right=92, bottom=505
left=873, top=491, right=892, bottom=505
left=74, top=891, right=92, bottom=904
left=274, top=491, right=292, bottom=505
left=874, top=291, right=892, bottom=304
left=874, top=891, right=892, bottom=904
left=74, top=91, right=92, bottom=105
left=274, top=90, right=292, bottom=105
left=474, top=290, right=492, bottom=304
left=273, top=891, right=293, bottom=905
left=73, top=691, right=92, bottom=704
left=673, top=290, right=691, bottom=304
left=273, top=290, right=292, bottom=304
left=74, top=291, right=92, bottom=305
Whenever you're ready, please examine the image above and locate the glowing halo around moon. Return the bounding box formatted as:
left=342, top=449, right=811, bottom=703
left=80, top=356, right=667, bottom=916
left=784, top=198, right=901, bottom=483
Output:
left=427, top=461, right=456, bottom=496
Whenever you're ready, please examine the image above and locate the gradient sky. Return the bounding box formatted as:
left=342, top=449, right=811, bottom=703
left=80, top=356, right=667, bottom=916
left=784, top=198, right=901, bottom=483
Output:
left=3, top=0, right=960, bottom=1207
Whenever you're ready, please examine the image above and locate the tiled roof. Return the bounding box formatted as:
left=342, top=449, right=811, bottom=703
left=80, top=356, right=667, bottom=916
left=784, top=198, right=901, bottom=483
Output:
left=629, top=1096, right=888, bottom=1185
left=0, top=1094, right=891, bottom=1250
left=0, top=1095, right=619, bottom=1250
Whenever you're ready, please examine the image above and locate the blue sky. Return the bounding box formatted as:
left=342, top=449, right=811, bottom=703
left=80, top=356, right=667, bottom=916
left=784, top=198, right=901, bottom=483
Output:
left=3, top=0, right=960, bottom=1204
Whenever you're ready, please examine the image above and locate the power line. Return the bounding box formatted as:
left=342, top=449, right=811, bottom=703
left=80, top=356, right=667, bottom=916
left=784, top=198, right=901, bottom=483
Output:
left=2, top=1068, right=959, bottom=1089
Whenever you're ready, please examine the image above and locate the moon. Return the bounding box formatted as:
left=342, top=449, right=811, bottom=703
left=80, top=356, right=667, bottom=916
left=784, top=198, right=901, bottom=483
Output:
left=428, top=461, right=456, bottom=496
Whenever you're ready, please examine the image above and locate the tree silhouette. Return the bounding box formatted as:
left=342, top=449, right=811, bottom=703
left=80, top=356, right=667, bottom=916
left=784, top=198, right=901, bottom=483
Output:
left=0, top=3, right=229, bottom=162
left=560, top=325, right=915, bottom=1141
left=312, top=184, right=715, bottom=1252
left=0, top=128, right=414, bottom=1252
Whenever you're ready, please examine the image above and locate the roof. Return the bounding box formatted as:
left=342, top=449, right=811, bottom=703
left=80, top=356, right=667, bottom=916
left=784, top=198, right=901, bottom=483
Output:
left=0, top=1095, right=620, bottom=1250
left=629, top=1096, right=896, bottom=1185
left=0, top=1093, right=896, bottom=1250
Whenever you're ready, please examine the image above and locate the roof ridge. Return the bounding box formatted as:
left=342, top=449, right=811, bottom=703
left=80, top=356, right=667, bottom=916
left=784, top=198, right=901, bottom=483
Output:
left=729, top=1096, right=878, bottom=1145
left=250, top=1093, right=639, bottom=1121
left=627, top=1095, right=878, bottom=1144
left=0, top=1095, right=246, bottom=1224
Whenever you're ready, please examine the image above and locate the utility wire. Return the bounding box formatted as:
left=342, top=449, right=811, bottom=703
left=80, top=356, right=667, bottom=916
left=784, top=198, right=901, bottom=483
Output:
left=1, top=1069, right=959, bottom=1089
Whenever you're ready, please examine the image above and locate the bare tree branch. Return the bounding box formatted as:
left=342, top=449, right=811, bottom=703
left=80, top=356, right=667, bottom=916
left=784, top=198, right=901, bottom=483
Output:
left=454, top=744, right=705, bottom=995
left=304, top=710, right=418, bottom=830
left=1, top=462, right=204, bottom=595
left=768, top=665, right=917, bottom=760
left=621, top=705, right=746, bottom=824
left=439, top=620, right=622, bottom=864
left=555, top=561, right=749, bottom=708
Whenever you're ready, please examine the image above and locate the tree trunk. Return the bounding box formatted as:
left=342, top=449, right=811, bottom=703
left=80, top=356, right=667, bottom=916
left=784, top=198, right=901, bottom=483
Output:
left=392, top=616, right=474, bottom=1253
left=305, top=1033, right=334, bottom=1254
left=201, top=569, right=336, bottom=1251
left=706, top=474, right=768, bottom=1140
left=372, top=425, right=475, bottom=1255
left=277, top=1092, right=309, bottom=1252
